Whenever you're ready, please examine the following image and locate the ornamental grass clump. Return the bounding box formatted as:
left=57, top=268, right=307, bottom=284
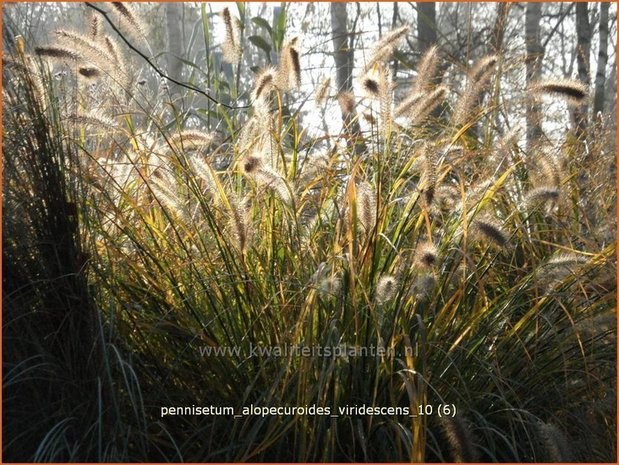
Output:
left=3, top=11, right=615, bottom=464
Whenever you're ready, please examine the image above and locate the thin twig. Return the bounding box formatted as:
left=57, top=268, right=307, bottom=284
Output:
left=543, top=3, right=575, bottom=50
left=85, top=2, right=250, bottom=110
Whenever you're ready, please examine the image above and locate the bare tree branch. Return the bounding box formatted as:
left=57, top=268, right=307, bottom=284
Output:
left=542, top=3, right=575, bottom=50
left=85, top=2, right=249, bottom=110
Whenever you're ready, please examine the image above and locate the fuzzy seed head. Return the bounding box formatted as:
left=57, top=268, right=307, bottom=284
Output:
left=439, top=416, right=479, bottom=462
left=55, top=30, right=128, bottom=86
left=473, top=217, right=508, bottom=247
left=414, top=274, right=436, bottom=298
left=70, top=111, right=119, bottom=130
left=170, top=130, right=215, bottom=151
left=90, top=14, right=100, bottom=40
left=189, top=156, right=218, bottom=200
left=110, top=2, right=148, bottom=47
left=395, top=92, right=424, bottom=119
left=545, top=253, right=588, bottom=269
left=436, top=184, right=461, bottom=209
left=275, top=38, right=301, bottom=91
left=288, top=46, right=301, bottom=88
left=421, top=147, right=438, bottom=207
left=315, top=76, right=331, bottom=106
left=356, top=181, right=377, bottom=234
left=150, top=177, right=187, bottom=220
left=376, top=274, right=398, bottom=304
left=537, top=422, right=574, bottom=462
left=228, top=196, right=251, bottom=253
left=469, top=55, right=498, bottom=83
left=221, top=7, right=241, bottom=64
left=452, top=56, right=497, bottom=127
left=318, top=275, right=341, bottom=297
left=362, top=111, right=377, bottom=125
left=366, top=25, right=410, bottom=71
left=35, top=46, right=81, bottom=62
left=415, top=242, right=438, bottom=268
left=337, top=91, right=356, bottom=115
left=252, top=67, right=275, bottom=104
left=531, top=79, right=589, bottom=106
left=243, top=156, right=261, bottom=174
left=78, top=67, right=101, bottom=79
left=535, top=153, right=564, bottom=188
left=103, top=36, right=122, bottom=63
left=524, top=186, right=560, bottom=208
left=412, top=45, right=440, bottom=94
left=362, top=76, right=380, bottom=97
left=409, top=86, right=448, bottom=125
left=255, top=166, right=294, bottom=205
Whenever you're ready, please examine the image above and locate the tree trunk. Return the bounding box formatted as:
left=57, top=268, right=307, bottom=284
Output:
left=491, top=4, right=510, bottom=134
left=165, top=2, right=184, bottom=94
left=604, top=57, right=616, bottom=120
left=417, top=1, right=443, bottom=126
left=417, top=2, right=436, bottom=53
left=330, top=2, right=364, bottom=153
left=593, top=1, right=609, bottom=115
left=525, top=2, right=543, bottom=147
left=574, top=2, right=591, bottom=140
left=604, top=61, right=616, bottom=172
left=331, top=3, right=354, bottom=93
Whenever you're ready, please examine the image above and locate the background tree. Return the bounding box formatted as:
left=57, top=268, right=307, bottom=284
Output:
left=574, top=2, right=592, bottom=140
left=593, top=1, right=610, bottom=115
left=330, top=3, right=353, bottom=94
left=417, top=2, right=437, bottom=52
left=330, top=2, right=364, bottom=152
left=525, top=2, right=543, bottom=146
left=165, top=2, right=183, bottom=96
